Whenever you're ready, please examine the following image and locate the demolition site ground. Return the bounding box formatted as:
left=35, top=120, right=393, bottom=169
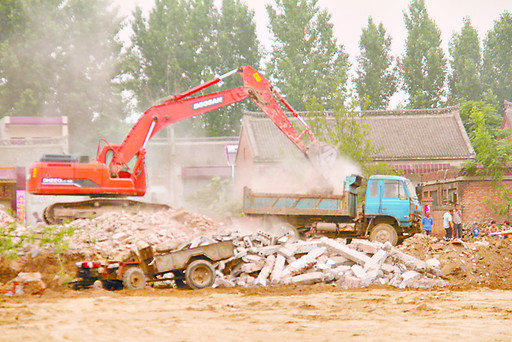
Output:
left=1, top=234, right=512, bottom=341
left=1, top=284, right=512, bottom=341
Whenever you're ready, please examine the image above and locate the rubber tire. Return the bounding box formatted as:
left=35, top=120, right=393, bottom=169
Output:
left=123, top=267, right=146, bottom=290
left=270, top=222, right=300, bottom=242
left=185, top=260, right=215, bottom=290
left=369, top=223, right=398, bottom=246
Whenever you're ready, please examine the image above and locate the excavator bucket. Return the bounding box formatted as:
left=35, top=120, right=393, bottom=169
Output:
left=306, top=142, right=338, bottom=177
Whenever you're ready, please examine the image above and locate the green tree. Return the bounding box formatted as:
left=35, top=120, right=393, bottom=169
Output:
left=459, top=99, right=501, bottom=142
left=266, top=0, right=349, bottom=111
left=0, top=0, right=124, bottom=155
left=206, top=0, right=261, bottom=135
left=482, top=11, right=512, bottom=111
left=460, top=105, right=512, bottom=217
left=122, top=0, right=260, bottom=136
left=308, top=91, right=379, bottom=172
left=400, top=0, right=446, bottom=108
left=354, top=17, right=397, bottom=110
left=448, top=17, right=483, bottom=104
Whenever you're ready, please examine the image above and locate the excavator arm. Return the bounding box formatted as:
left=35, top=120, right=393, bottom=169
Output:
left=27, top=65, right=337, bottom=223
left=106, top=65, right=336, bottom=177
left=28, top=66, right=336, bottom=200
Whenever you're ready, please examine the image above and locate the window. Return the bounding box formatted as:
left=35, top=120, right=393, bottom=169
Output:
left=448, top=188, right=457, bottom=204
left=368, top=180, right=379, bottom=197
left=384, top=180, right=407, bottom=199
left=431, top=190, right=438, bottom=206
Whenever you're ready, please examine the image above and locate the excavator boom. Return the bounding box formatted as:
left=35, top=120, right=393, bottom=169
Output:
left=27, top=66, right=336, bottom=223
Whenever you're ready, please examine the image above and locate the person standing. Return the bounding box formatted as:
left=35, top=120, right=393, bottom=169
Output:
left=443, top=208, right=453, bottom=240
left=422, top=211, right=434, bottom=236
left=452, top=204, right=463, bottom=239
left=33, top=212, right=43, bottom=224
left=488, top=220, right=500, bottom=238
left=472, top=223, right=480, bottom=237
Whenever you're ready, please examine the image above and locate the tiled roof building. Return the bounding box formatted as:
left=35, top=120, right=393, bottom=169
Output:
left=236, top=105, right=475, bottom=188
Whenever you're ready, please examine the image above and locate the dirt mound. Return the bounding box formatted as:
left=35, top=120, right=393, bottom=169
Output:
left=398, top=233, right=512, bottom=289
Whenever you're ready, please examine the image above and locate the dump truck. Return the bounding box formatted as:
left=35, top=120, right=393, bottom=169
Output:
left=243, top=174, right=422, bottom=245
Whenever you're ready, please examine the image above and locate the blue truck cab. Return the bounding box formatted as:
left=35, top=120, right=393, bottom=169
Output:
left=363, top=175, right=422, bottom=244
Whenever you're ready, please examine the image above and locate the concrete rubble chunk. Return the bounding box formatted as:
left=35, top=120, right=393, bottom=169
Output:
left=320, top=237, right=372, bottom=265
left=270, top=254, right=286, bottom=284
left=1, top=272, right=46, bottom=296
left=351, top=265, right=367, bottom=279
left=293, top=241, right=321, bottom=254
left=241, top=260, right=266, bottom=274
left=254, top=255, right=276, bottom=286
left=282, top=247, right=327, bottom=277
left=291, top=271, right=324, bottom=285
left=257, top=245, right=281, bottom=256
left=213, top=277, right=235, bottom=288
left=351, top=239, right=381, bottom=255
left=389, top=248, right=437, bottom=275
left=341, top=275, right=362, bottom=289
left=278, top=245, right=296, bottom=260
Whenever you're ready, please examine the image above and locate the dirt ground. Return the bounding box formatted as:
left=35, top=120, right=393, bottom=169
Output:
left=1, top=285, right=512, bottom=341
left=2, top=233, right=512, bottom=341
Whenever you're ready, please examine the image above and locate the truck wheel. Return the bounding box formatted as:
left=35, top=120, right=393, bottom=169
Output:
left=185, top=259, right=215, bottom=289
left=370, top=223, right=398, bottom=246
left=272, top=222, right=300, bottom=242
left=123, top=267, right=146, bottom=290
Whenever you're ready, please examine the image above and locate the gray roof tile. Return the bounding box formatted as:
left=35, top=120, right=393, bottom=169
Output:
left=242, top=105, right=475, bottom=163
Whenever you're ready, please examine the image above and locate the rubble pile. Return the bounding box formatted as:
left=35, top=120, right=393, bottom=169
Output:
left=0, top=209, right=14, bottom=225
left=7, top=207, right=222, bottom=261
left=66, top=208, right=221, bottom=259
left=396, top=233, right=512, bottom=287
left=187, top=231, right=447, bottom=289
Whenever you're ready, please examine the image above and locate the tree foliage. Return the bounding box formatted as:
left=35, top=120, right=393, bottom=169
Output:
left=307, top=90, right=380, bottom=172
left=354, top=17, right=397, bottom=110
left=400, top=0, right=446, bottom=109
left=122, top=0, right=260, bottom=136
left=448, top=17, right=483, bottom=104
left=0, top=0, right=124, bottom=155
left=459, top=99, right=501, bottom=142
left=266, top=0, right=349, bottom=111
left=482, top=11, right=512, bottom=111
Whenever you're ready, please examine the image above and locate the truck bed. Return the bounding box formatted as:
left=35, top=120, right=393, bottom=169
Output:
left=243, top=187, right=358, bottom=218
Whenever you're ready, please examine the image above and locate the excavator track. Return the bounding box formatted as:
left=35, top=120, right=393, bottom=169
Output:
left=43, top=198, right=170, bottom=225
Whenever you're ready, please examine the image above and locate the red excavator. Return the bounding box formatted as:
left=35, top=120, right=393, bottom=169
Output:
left=27, top=66, right=337, bottom=223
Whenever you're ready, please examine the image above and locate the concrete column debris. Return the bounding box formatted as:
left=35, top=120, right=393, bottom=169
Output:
left=282, top=247, right=327, bottom=277
left=270, top=254, right=286, bottom=284
left=254, top=255, right=276, bottom=286
left=291, top=271, right=324, bottom=285
left=351, top=239, right=381, bottom=255
left=319, top=237, right=372, bottom=265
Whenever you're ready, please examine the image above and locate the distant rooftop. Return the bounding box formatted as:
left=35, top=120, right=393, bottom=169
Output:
left=241, top=105, right=475, bottom=163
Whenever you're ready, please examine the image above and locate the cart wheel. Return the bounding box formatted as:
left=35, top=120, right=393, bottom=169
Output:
left=123, top=267, right=146, bottom=289
left=369, top=223, right=398, bottom=246
left=185, top=259, right=215, bottom=289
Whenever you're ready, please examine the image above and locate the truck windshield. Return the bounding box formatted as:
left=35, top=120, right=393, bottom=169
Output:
left=405, top=180, right=418, bottom=201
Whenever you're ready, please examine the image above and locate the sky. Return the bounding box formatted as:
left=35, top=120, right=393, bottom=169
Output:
left=114, top=0, right=511, bottom=106
left=114, top=0, right=510, bottom=60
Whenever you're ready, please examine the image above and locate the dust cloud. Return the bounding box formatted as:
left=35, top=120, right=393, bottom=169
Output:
left=247, top=154, right=361, bottom=195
